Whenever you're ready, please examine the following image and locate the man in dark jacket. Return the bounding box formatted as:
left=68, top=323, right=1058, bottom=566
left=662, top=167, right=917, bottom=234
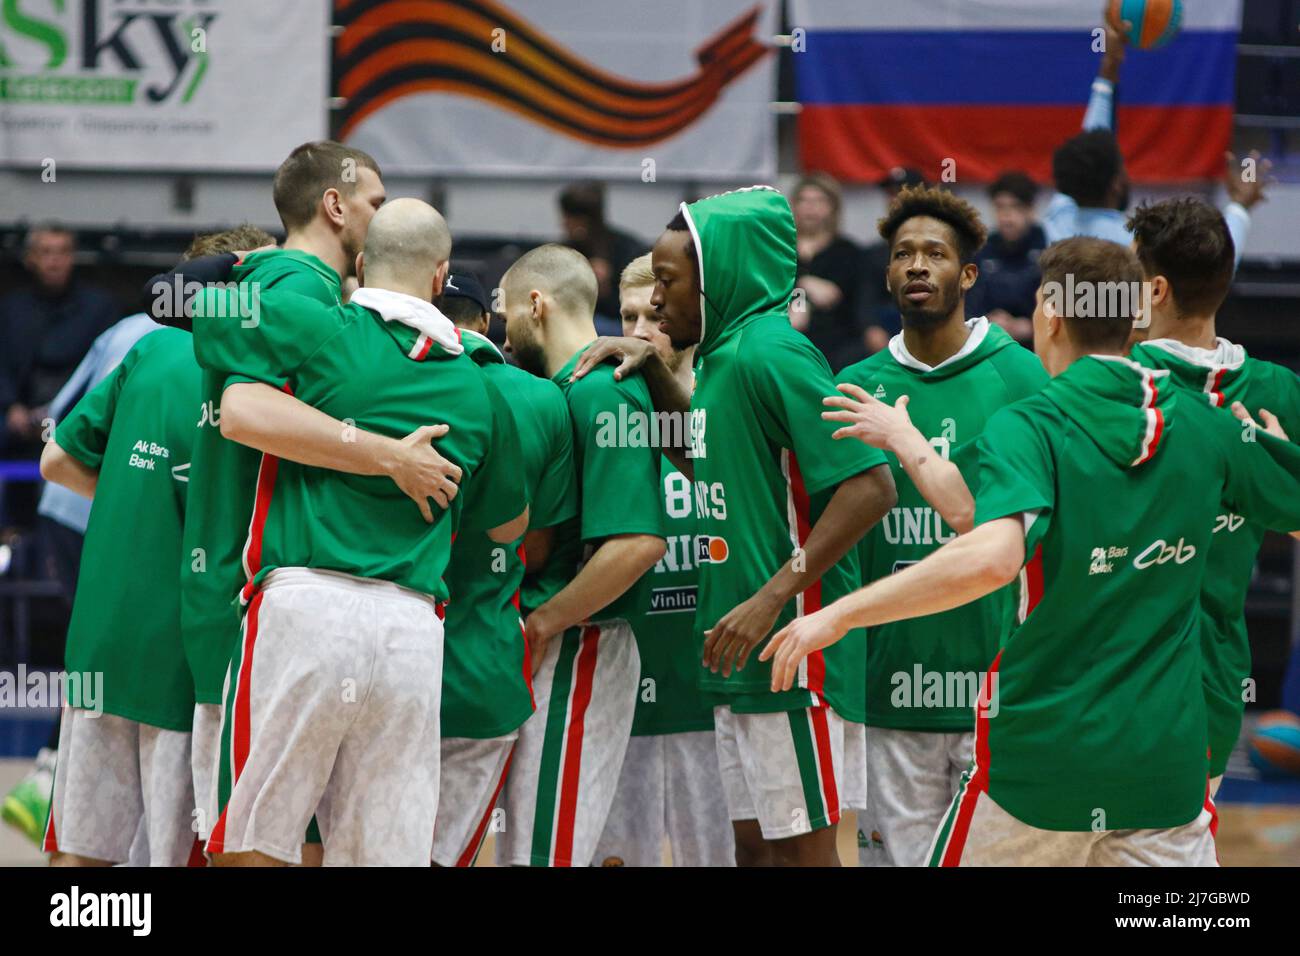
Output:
left=0, top=224, right=118, bottom=453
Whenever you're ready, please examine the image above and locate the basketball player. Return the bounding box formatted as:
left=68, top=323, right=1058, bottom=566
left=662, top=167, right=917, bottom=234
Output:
left=763, top=238, right=1300, bottom=866
left=200, top=200, right=527, bottom=866
left=38, top=227, right=279, bottom=867
left=494, top=244, right=667, bottom=868
left=591, top=254, right=734, bottom=867
left=431, top=273, right=578, bottom=867
left=829, top=187, right=1047, bottom=867
left=574, top=188, right=896, bottom=867
left=1129, top=197, right=1300, bottom=795
left=170, top=143, right=460, bottom=856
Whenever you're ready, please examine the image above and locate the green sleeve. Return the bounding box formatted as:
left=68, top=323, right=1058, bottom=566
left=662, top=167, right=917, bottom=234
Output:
left=1280, top=368, right=1300, bottom=437
left=53, top=342, right=141, bottom=469
left=973, top=406, right=1056, bottom=557
left=1217, top=415, right=1300, bottom=533
left=569, top=369, right=665, bottom=542
left=744, top=333, right=887, bottom=494
left=192, top=288, right=341, bottom=388
left=460, top=376, right=529, bottom=533
left=529, top=397, right=578, bottom=530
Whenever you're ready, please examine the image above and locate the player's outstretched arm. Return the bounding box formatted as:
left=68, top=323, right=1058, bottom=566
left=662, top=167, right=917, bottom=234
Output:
left=823, top=383, right=975, bottom=534
left=523, top=532, right=667, bottom=669
left=570, top=336, right=695, bottom=477
left=1230, top=401, right=1300, bottom=539
left=39, top=440, right=99, bottom=499
left=219, top=382, right=462, bottom=522
left=703, top=463, right=897, bottom=677
left=761, top=516, right=1025, bottom=692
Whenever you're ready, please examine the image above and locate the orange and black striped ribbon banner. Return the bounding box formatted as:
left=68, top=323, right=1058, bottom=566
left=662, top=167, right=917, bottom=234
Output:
left=333, top=0, right=770, bottom=147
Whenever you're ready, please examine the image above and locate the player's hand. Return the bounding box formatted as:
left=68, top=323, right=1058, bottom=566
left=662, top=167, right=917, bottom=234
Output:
left=1231, top=401, right=1291, bottom=442
left=569, top=336, right=656, bottom=383
left=389, top=424, right=462, bottom=522
left=1100, top=6, right=1130, bottom=83
left=1224, top=150, right=1273, bottom=210
left=524, top=611, right=559, bottom=675
left=822, top=383, right=917, bottom=453
left=759, top=607, right=850, bottom=693
left=702, top=590, right=784, bottom=678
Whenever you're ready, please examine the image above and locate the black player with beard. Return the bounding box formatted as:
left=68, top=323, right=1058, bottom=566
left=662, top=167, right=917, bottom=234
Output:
left=880, top=185, right=986, bottom=366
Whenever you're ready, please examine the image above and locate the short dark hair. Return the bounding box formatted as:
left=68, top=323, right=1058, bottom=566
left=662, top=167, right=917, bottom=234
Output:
left=272, top=141, right=382, bottom=232
left=989, top=170, right=1039, bottom=207
left=1038, top=237, right=1144, bottom=351
left=877, top=185, right=988, bottom=261
left=24, top=221, right=74, bottom=252
left=439, top=294, right=489, bottom=328
left=559, top=181, right=605, bottom=222
left=1052, top=130, right=1122, bottom=208
left=664, top=209, right=699, bottom=283
left=1127, top=197, right=1234, bottom=316
left=183, top=224, right=276, bottom=261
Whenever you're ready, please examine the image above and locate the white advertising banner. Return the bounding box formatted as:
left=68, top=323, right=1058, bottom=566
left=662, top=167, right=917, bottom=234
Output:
left=0, top=0, right=330, bottom=171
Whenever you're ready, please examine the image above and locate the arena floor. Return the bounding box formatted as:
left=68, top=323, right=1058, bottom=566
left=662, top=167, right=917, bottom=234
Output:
left=2, top=758, right=1297, bottom=867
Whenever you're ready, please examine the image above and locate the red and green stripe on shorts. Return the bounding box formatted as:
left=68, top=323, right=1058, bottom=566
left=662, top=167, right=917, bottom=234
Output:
left=528, top=625, right=601, bottom=867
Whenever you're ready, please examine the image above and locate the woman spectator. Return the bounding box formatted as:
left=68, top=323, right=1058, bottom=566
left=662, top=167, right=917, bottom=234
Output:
left=789, top=173, right=865, bottom=372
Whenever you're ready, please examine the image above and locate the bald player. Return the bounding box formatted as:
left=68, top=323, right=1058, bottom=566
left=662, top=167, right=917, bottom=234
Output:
left=494, top=244, right=667, bottom=868
left=199, top=200, right=528, bottom=865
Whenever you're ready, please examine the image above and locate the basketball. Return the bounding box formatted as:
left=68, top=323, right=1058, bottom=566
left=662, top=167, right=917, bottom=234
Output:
left=1107, top=0, right=1184, bottom=50
left=1248, top=711, right=1300, bottom=778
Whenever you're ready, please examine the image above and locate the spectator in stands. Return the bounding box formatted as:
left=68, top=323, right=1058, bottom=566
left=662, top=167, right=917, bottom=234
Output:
left=0, top=224, right=118, bottom=454
left=966, top=171, right=1045, bottom=344
left=1046, top=16, right=1267, bottom=258
left=789, top=173, right=865, bottom=372
left=558, top=181, right=646, bottom=331
left=862, top=167, right=927, bottom=353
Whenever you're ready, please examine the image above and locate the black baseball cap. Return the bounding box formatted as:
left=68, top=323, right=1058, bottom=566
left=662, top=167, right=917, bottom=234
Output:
left=878, top=166, right=927, bottom=190
left=442, top=271, right=490, bottom=313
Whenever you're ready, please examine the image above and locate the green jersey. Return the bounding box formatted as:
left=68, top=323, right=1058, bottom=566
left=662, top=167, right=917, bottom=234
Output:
left=443, top=330, right=578, bottom=739
left=193, top=288, right=526, bottom=601
left=972, top=355, right=1300, bottom=831
left=182, top=249, right=342, bottom=704
left=834, top=319, right=1047, bottom=731
left=679, top=187, right=888, bottom=717
left=1133, top=337, right=1300, bottom=777
left=629, top=458, right=715, bottom=736
left=549, top=347, right=666, bottom=624
left=57, top=329, right=201, bottom=731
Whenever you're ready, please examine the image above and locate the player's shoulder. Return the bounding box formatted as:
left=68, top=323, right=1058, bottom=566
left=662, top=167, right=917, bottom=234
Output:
left=132, top=324, right=187, bottom=353
left=736, top=315, right=834, bottom=385
left=835, top=347, right=893, bottom=385
left=984, top=339, right=1049, bottom=395
left=567, top=356, right=651, bottom=412
left=497, top=362, right=569, bottom=415
left=1246, top=355, right=1300, bottom=399
left=983, top=390, right=1058, bottom=443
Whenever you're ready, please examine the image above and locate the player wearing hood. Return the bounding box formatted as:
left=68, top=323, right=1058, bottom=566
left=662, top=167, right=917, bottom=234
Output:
left=763, top=238, right=1300, bottom=866
left=1129, top=197, right=1300, bottom=795
left=575, top=187, right=897, bottom=866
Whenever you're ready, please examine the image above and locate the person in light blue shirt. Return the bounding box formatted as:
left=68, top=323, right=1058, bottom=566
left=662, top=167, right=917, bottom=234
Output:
left=1044, top=16, right=1264, bottom=261
left=37, top=312, right=160, bottom=540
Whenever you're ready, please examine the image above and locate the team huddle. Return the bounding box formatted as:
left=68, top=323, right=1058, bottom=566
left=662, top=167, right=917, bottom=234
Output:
left=34, top=139, right=1300, bottom=868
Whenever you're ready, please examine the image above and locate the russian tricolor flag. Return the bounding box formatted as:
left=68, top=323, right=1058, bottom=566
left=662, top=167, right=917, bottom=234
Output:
left=792, top=0, right=1241, bottom=184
